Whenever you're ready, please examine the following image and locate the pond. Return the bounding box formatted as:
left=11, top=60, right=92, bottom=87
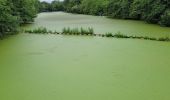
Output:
left=0, top=12, right=170, bottom=100
left=25, top=12, right=170, bottom=38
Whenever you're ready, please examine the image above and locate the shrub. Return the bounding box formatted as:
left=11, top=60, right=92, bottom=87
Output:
left=160, top=9, right=170, bottom=27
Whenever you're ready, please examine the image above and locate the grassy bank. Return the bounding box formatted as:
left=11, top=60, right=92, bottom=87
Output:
left=25, top=27, right=170, bottom=42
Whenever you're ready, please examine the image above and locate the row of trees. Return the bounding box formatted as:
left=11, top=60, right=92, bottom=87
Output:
left=64, top=0, right=170, bottom=26
left=0, top=0, right=39, bottom=38
left=39, top=0, right=64, bottom=12
left=1, top=0, right=170, bottom=38
left=41, top=0, right=170, bottom=27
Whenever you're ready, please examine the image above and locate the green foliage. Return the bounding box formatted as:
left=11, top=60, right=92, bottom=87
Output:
left=25, top=27, right=48, bottom=34
left=61, top=0, right=170, bottom=26
left=105, top=32, right=113, bottom=37
left=25, top=27, right=170, bottom=42
left=62, top=27, right=94, bottom=35
left=39, top=0, right=64, bottom=12
left=0, top=0, right=18, bottom=37
left=12, top=0, right=39, bottom=24
left=38, top=0, right=170, bottom=26
left=160, top=9, right=170, bottom=26
left=114, top=32, right=130, bottom=38
left=158, top=37, right=170, bottom=41
left=0, top=0, right=38, bottom=37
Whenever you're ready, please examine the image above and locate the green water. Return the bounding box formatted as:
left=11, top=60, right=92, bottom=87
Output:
left=0, top=12, right=170, bottom=100
left=25, top=12, right=170, bottom=38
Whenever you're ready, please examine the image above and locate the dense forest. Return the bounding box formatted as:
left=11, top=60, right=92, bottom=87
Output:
left=39, top=0, right=170, bottom=27
left=0, top=0, right=39, bottom=38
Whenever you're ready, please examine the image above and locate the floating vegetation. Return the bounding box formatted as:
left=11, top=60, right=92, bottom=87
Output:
left=24, top=27, right=170, bottom=42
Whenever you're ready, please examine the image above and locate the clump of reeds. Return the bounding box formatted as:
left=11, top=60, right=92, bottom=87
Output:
left=25, top=27, right=48, bottom=34
left=24, top=27, right=170, bottom=42
left=113, top=32, right=130, bottom=38
left=105, top=32, right=130, bottom=38
left=105, top=32, right=113, bottom=37
left=62, top=27, right=94, bottom=35
left=158, top=37, right=170, bottom=41
left=103, top=32, right=170, bottom=42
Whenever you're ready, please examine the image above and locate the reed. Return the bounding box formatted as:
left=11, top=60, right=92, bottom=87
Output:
left=25, top=27, right=170, bottom=42
left=25, top=27, right=48, bottom=34
left=62, top=27, right=94, bottom=35
left=158, top=37, right=170, bottom=41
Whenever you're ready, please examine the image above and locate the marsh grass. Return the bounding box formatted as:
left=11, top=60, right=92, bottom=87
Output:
left=25, top=27, right=48, bottom=34
left=158, top=37, right=170, bottom=41
left=25, top=27, right=170, bottom=42
left=105, top=32, right=113, bottom=37
left=62, top=27, right=94, bottom=35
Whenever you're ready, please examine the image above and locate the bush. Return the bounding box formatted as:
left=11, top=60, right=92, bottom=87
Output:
left=160, top=9, right=170, bottom=27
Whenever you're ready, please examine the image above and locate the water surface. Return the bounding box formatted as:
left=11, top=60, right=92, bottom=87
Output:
left=25, top=12, right=170, bottom=38
left=0, top=12, right=170, bottom=100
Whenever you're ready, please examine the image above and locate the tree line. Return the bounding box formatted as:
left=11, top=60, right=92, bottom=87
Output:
left=1, top=0, right=170, bottom=38
left=39, top=0, right=170, bottom=27
left=0, top=0, right=39, bottom=38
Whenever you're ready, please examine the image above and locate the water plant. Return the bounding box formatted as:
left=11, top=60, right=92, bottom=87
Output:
left=113, top=32, right=130, bottom=38
left=158, top=37, right=170, bottom=41
left=88, top=27, right=94, bottom=35
left=105, top=32, right=113, bottom=37
left=25, top=27, right=170, bottom=42
left=25, top=27, right=48, bottom=34
left=62, top=27, right=94, bottom=35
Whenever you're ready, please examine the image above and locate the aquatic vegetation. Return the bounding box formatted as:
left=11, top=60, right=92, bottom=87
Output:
left=24, top=27, right=170, bottom=42
left=62, top=27, right=94, bottom=35
left=158, top=37, right=170, bottom=41
left=62, top=27, right=71, bottom=34
left=113, top=32, right=130, bottom=38
left=105, top=32, right=113, bottom=37
left=88, top=27, right=94, bottom=35
left=25, top=27, right=48, bottom=34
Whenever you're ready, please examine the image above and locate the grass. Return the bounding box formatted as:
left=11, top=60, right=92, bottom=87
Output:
left=104, top=32, right=170, bottom=42
left=24, top=27, right=170, bottom=42
left=62, top=27, right=94, bottom=35
left=105, top=32, right=113, bottom=37
left=158, top=37, right=170, bottom=41
left=25, top=27, right=48, bottom=34
left=113, top=32, right=130, bottom=38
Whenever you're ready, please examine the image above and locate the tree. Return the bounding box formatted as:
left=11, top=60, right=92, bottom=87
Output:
left=0, top=0, right=39, bottom=38
left=0, top=0, right=18, bottom=37
left=160, top=9, right=170, bottom=26
left=12, top=0, right=39, bottom=24
left=62, top=0, right=170, bottom=26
